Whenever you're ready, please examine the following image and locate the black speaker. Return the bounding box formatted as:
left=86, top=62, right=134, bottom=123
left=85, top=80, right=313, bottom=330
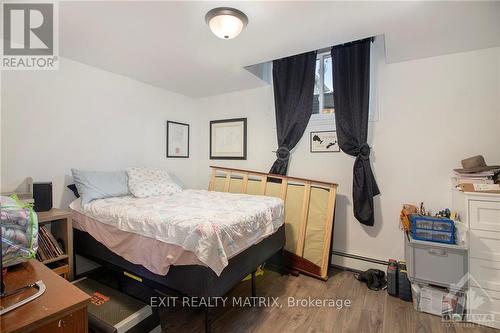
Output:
left=33, top=182, right=53, bottom=212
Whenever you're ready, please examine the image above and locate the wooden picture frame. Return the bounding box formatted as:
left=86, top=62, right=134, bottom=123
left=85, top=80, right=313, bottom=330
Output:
left=210, top=118, right=247, bottom=160
left=310, top=130, right=340, bottom=153
left=167, top=121, right=189, bottom=158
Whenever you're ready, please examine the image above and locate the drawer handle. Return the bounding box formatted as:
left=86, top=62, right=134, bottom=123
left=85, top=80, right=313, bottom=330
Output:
left=428, top=248, right=447, bottom=256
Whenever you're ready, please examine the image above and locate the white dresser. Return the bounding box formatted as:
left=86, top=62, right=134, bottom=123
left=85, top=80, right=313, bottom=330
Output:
left=453, top=190, right=500, bottom=329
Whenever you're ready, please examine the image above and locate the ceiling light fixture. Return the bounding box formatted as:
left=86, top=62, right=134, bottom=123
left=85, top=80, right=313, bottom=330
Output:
left=205, top=7, right=248, bottom=40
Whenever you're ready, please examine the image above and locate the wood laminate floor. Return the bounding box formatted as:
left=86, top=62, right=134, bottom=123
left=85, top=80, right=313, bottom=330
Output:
left=160, top=269, right=498, bottom=333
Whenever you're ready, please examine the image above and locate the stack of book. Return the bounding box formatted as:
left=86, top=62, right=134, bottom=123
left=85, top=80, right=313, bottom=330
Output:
left=452, top=169, right=500, bottom=191
left=36, top=225, right=65, bottom=262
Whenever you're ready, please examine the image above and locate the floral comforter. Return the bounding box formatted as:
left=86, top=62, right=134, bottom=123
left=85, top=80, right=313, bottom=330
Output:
left=83, top=190, right=284, bottom=275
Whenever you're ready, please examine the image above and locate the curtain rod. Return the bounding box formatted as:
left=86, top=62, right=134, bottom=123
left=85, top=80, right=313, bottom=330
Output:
left=274, top=36, right=375, bottom=62
left=331, top=36, right=374, bottom=49
left=316, top=36, right=375, bottom=55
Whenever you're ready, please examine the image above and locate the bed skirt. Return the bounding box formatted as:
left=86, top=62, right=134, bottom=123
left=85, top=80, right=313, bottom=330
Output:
left=73, top=225, right=285, bottom=298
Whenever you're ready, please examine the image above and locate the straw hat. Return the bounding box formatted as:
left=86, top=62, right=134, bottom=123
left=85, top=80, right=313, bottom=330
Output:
left=454, top=155, right=500, bottom=173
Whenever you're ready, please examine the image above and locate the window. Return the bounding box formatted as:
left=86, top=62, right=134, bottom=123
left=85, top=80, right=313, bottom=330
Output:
left=313, top=52, right=334, bottom=115
left=309, top=51, right=336, bottom=128
left=309, top=43, right=379, bottom=128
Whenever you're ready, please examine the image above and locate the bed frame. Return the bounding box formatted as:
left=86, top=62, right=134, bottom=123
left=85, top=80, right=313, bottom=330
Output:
left=73, top=167, right=336, bottom=331
left=74, top=225, right=285, bottom=332
left=208, top=166, right=337, bottom=280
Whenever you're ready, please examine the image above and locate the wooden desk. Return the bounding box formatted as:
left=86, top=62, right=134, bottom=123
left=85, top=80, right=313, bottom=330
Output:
left=0, top=260, right=90, bottom=333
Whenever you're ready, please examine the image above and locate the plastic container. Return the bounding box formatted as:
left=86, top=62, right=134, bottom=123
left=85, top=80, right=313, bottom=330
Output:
left=404, top=235, right=468, bottom=289
left=410, top=215, right=455, bottom=244
left=1, top=195, right=38, bottom=267
left=411, top=282, right=466, bottom=319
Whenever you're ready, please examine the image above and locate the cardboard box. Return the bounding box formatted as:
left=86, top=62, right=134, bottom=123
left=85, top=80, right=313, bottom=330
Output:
left=459, top=183, right=500, bottom=194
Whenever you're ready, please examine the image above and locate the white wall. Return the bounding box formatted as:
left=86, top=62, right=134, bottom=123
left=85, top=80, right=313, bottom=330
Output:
left=194, top=47, right=500, bottom=270
left=1, top=58, right=197, bottom=208
left=2, top=46, right=499, bottom=272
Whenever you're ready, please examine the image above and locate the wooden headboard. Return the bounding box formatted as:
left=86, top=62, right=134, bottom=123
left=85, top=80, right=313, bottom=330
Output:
left=208, top=166, right=337, bottom=280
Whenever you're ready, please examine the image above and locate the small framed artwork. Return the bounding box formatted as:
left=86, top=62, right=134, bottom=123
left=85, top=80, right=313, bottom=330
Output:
left=166, top=121, right=189, bottom=158
left=310, top=130, right=340, bottom=153
left=210, top=118, right=247, bottom=160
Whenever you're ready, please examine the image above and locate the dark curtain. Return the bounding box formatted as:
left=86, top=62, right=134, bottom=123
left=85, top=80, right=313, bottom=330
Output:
left=331, top=38, right=380, bottom=226
left=270, top=51, right=317, bottom=175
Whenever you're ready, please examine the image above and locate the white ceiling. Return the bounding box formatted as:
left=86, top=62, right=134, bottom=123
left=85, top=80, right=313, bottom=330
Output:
left=60, top=1, right=500, bottom=98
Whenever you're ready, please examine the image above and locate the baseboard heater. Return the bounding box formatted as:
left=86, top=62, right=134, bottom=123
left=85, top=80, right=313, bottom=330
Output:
left=331, top=250, right=388, bottom=267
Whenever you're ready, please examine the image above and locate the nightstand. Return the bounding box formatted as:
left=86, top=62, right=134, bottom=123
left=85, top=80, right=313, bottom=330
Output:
left=36, top=209, right=74, bottom=281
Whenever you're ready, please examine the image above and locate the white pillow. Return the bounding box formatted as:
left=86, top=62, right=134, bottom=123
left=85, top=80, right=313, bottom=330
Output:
left=127, top=167, right=182, bottom=198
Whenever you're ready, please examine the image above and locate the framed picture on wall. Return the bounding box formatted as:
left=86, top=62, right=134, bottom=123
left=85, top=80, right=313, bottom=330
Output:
left=210, top=118, right=247, bottom=160
left=310, top=130, right=340, bottom=153
left=167, top=121, right=189, bottom=158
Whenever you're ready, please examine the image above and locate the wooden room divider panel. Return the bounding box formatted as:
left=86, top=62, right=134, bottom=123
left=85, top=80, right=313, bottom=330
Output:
left=208, top=166, right=337, bottom=280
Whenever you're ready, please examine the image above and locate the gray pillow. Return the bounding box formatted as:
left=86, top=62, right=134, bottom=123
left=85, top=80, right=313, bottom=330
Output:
left=71, top=169, right=130, bottom=206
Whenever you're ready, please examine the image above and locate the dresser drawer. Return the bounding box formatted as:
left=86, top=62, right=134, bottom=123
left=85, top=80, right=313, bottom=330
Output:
left=470, top=229, right=500, bottom=262
left=470, top=200, right=500, bottom=232
left=32, top=307, right=88, bottom=333
left=468, top=287, right=500, bottom=329
left=405, top=236, right=467, bottom=288
left=470, top=258, right=500, bottom=291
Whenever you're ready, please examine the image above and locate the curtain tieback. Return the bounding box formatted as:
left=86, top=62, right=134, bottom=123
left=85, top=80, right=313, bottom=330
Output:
left=358, top=143, right=371, bottom=160
left=275, top=146, right=291, bottom=161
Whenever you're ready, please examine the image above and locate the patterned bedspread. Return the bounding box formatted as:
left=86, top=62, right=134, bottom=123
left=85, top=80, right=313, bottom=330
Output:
left=83, top=190, right=284, bottom=275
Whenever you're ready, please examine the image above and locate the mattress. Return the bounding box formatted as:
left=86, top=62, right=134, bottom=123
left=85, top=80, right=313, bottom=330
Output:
left=71, top=200, right=203, bottom=275
left=70, top=189, right=284, bottom=275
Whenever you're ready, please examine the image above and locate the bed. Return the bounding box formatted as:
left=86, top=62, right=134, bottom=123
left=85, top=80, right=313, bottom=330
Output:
left=71, top=166, right=336, bottom=332
left=71, top=188, right=286, bottom=299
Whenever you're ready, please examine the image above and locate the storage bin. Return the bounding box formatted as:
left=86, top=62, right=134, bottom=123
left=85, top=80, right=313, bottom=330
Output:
left=410, top=215, right=455, bottom=244
left=404, top=235, right=468, bottom=289
left=411, top=283, right=466, bottom=319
